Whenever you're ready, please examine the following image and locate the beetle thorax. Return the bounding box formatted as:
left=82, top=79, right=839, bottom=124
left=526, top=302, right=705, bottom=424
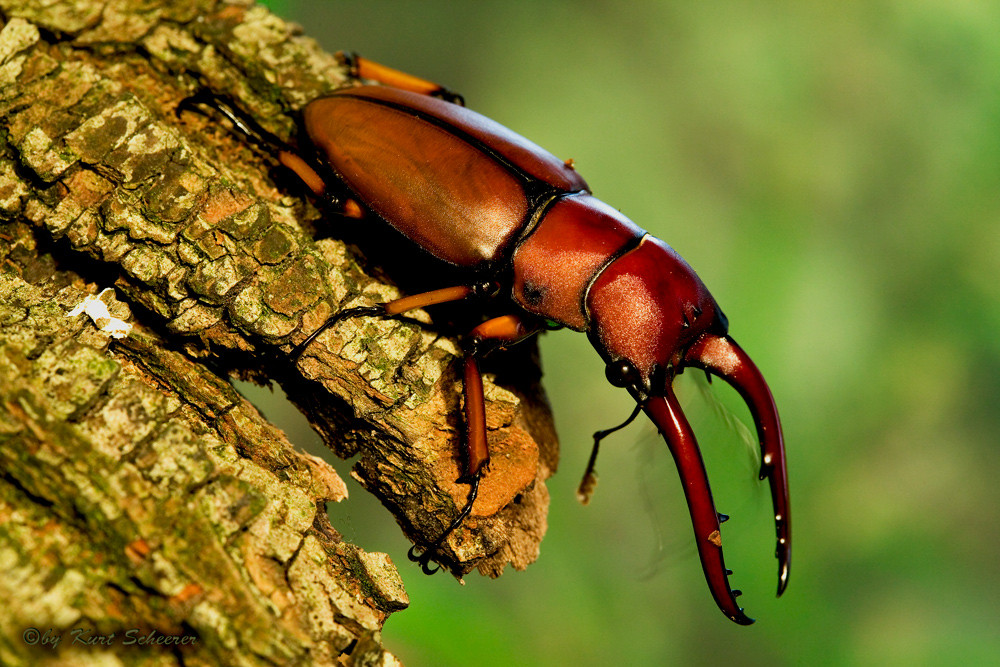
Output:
left=510, top=193, right=644, bottom=330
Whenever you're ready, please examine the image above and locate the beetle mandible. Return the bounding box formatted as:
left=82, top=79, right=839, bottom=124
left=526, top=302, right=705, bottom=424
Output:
left=183, top=54, right=790, bottom=625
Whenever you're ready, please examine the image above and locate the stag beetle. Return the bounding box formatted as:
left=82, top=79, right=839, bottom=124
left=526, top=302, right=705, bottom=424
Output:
left=181, top=54, right=789, bottom=625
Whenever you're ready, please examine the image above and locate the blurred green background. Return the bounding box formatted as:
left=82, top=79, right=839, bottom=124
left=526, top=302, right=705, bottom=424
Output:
left=247, top=1, right=1000, bottom=665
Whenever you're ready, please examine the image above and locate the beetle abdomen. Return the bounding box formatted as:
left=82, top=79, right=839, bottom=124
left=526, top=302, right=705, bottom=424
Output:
left=303, top=86, right=588, bottom=268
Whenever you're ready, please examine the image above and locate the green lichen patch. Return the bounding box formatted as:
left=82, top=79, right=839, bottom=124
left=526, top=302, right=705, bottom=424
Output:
left=239, top=302, right=298, bottom=339
left=75, top=376, right=179, bottom=460
left=140, top=420, right=218, bottom=489
left=46, top=167, right=114, bottom=237
left=192, top=474, right=268, bottom=539
left=286, top=535, right=379, bottom=641
left=251, top=223, right=297, bottom=265
left=261, top=254, right=324, bottom=316
left=139, top=161, right=208, bottom=226
left=31, top=338, right=120, bottom=422
left=121, top=244, right=179, bottom=288
left=63, top=94, right=152, bottom=165
left=0, top=17, right=40, bottom=61
left=228, top=282, right=264, bottom=330
left=352, top=550, right=408, bottom=613
left=0, top=18, right=40, bottom=86
left=167, top=298, right=222, bottom=334
left=216, top=198, right=270, bottom=241
left=0, top=156, right=29, bottom=215
left=187, top=252, right=256, bottom=303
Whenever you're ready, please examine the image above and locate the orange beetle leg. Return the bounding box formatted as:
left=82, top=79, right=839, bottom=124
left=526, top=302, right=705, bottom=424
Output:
left=177, top=91, right=364, bottom=217
left=292, top=284, right=486, bottom=361
left=408, top=312, right=541, bottom=574
left=340, top=51, right=465, bottom=105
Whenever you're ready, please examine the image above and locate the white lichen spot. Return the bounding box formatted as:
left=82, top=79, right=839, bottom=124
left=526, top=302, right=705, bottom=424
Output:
left=67, top=288, right=132, bottom=339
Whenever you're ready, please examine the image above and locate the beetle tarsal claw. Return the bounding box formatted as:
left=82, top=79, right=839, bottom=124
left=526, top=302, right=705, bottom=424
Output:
left=407, top=545, right=442, bottom=575
left=407, top=474, right=481, bottom=576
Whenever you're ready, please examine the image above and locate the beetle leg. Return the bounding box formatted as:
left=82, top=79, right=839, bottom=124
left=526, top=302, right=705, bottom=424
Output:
left=339, top=51, right=465, bottom=105
left=384, top=285, right=479, bottom=316
left=408, top=473, right=481, bottom=574
left=291, top=305, right=386, bottom=361
left=407, top=352, right=486, bottom=574
left=292, top=285, right=482, bottom=361
left=461, top=314, right=544, bottom=472
left=176, top=91, right=364, bottom=217
left=408, top=313, right=542, bottom=573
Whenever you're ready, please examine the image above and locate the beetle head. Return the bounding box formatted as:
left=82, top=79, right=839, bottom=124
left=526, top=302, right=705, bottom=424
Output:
left=586, top=236, right=725, bottom=400
left=586, top=236, right=789, bottom=625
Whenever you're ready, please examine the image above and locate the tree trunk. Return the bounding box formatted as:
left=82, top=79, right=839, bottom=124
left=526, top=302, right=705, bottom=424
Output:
left=0, top=2, right=558, bottom=664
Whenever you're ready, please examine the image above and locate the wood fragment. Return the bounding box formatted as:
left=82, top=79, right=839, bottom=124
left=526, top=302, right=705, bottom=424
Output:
left=0, top=2, right=558, bottom=664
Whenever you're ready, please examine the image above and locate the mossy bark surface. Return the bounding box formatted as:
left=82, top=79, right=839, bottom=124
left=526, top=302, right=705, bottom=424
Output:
left=0, top=1, right=558, bottom=665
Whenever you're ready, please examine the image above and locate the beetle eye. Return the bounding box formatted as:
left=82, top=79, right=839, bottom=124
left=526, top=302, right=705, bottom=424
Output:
left=605, top=360, right=640, bottom=388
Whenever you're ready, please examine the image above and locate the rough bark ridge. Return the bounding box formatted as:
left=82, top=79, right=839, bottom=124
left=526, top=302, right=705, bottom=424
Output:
left=0, top=1, right=558, bottom=665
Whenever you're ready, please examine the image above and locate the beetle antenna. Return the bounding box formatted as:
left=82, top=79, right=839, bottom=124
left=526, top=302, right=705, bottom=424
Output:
left=577, top=403, right=642, bottom=504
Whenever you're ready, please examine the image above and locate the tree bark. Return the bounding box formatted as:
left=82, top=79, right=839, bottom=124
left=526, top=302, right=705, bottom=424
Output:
left=0, top=1, right=558, bottom=665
